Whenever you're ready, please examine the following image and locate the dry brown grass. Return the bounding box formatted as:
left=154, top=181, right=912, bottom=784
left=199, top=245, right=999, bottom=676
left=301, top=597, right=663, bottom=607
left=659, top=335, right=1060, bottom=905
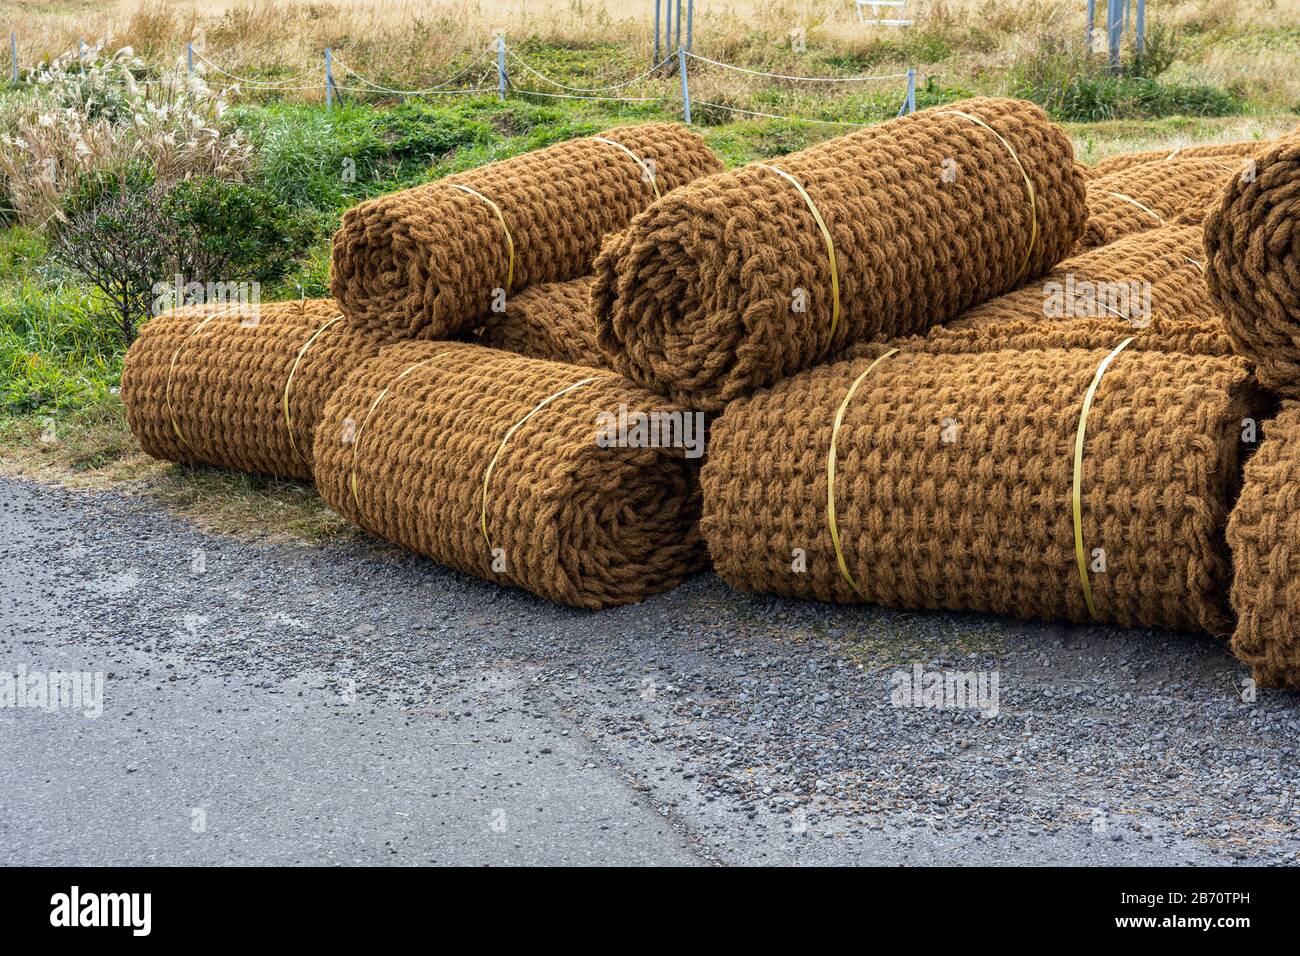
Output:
left=1, top=0, right=1294, bottom=109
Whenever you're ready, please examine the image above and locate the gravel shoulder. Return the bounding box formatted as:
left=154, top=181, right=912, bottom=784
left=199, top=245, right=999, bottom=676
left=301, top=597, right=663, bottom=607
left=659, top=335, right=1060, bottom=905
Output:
left=2, top=474, right=1297, bottom=866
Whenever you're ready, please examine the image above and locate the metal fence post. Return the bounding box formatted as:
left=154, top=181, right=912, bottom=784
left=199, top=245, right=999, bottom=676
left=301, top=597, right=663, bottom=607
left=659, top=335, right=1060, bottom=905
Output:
left=496, top=34, right=507, bottom=101
left=79, top=38, right=85, bottom=74
left=907, top=68, right=916, bottom=113
left=325, top=47, right=333, bottom=109
left=654, top=0, right=661, bottom=65
left=1135, top=0, right=1146, bottom=56
left=675, top=0, right=682, bottom=50
left=686, top=0, right=694, bottom=51
left=677, top=46, right=691, bottom=124
left=1086, top=0, right=1096, bottom=49
left=1106, top=0, right=1122, bottom=72
left=187, top=42, right=194, bottom=76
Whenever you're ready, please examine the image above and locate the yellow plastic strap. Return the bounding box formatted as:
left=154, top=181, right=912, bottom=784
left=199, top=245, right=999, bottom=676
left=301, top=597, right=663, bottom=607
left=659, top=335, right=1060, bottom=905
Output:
left=480, top=377, right=598, bottom=559
left=448, top=183, right=515, bottom=293
left=940, top=109, right=1040, bottom=285
left=1071, top=337, right=1134, bottom=621
left=757, top=163, right=841, bottom=344
left=283, top=314, right=343, bottom=464
left=349, top=352, right=452, bottom=507
left=1102, top=190, right=1163, bottom=224
left=826, top=348, right=899, bottom=597
left=592, top=136, right=661, bottom=200
left=164, top=306, right=239, bottom=447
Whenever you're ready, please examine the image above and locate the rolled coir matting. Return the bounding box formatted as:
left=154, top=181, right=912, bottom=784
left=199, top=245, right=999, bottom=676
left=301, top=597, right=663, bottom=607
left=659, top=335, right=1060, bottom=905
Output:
left=857, top=221, right=1236, bottom=359
left=593, top=97, right=1089, bottom=412
left=1203, top=134, right=1300, bottom=396
left=1088, top=139, right=1268, bottom=178
left=331, top=123, right=722, bottom=341
left=121, top=299, right=388, bottom=480
left=1226, top=402, right=1300, bottom=689
left=476, top=276, right=604, bottom=369
left=1081, top=157, right=1238, bottom=250
left=313, top=341, right=705, bottom=608
left=700, top=347, right=1261, bottom=635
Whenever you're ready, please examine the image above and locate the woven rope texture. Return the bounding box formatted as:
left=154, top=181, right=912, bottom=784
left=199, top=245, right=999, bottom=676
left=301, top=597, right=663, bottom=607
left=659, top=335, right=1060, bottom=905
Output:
left=331, top=123, right=722, bottom=341
left=121, top=299, right=388, bottom=480
left=700, top=347, right=1260, bottom=635
left=592, top=97, right=1088, bottom=412
left=313, top=341, right=706, bottom=608
left=476, top=276, right=604, bottom=368
left=1081, top=157, right=1238, bottom=250
left=1204, top=134, right=1300, bottom=396
left=849, top=222, right=1236, bottom=360
left=1226, top=402, right=1300, bottom=689
left=1088, top=139, right=1270, bottom=178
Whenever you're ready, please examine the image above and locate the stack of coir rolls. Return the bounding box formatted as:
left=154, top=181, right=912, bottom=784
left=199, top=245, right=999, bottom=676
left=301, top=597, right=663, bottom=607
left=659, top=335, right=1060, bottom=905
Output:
left=122, top=123, right=720, bottom=482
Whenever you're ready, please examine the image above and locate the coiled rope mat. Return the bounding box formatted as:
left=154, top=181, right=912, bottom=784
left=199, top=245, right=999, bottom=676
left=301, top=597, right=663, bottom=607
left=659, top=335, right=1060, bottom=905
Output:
left=1203, top=133, right=1300, bottom=397
left=1226, top=402, right=1300, bottom=690
left=476, top=276, right=605, bottom=369
left=592, top=97, right=1088, bottom=412
left=1087, top=138, right=1281, bottom=179
left=121, top=299, right=389, bottom=480
left=700, top=347, right=1261, bottom=635
left=313, top=341, right=705, bottom=609
left=1080, top=156, right=1242, bottom=250
left=846, top=221, right=1236, bottom=361
left=330, top=122, right=722, bottom=341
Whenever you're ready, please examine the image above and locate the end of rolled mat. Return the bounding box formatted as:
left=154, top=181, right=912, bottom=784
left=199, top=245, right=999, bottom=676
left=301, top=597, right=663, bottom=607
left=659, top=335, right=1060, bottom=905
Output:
left=1203, top=133, right=1300, bottom=397
left=592, top=96, right=1090, bottom=413
left=329, top=122, right=723, bottom=343
left=1227, top=401, right=1300, bottom=690
left=121, top=298, right=388, bottom=481
left=475, top=276, right=606, bottom=370
left=700, top=346, right=1261, bottom=636
left=312, top=340, right=707, bottom=609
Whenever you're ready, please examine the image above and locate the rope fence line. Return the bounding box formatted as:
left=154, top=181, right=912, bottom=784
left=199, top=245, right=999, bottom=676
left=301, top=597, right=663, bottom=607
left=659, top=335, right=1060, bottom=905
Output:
left=332, top=47, right=495, bottom=96
left=682, top=49, right=909, bottom=83
left=4, top=33, right=919, bottom=124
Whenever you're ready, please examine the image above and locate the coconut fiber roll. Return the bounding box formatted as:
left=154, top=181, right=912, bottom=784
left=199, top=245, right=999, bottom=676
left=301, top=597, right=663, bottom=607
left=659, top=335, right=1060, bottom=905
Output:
left=1204, top=134, right=1300, bottom=396
left=330, top=123, right=722, bottom=341
left=1088, top=139, right=1269, bottom=179
left=593, top=97, right=1088, bottom=412
left=313, top=341, right=705, bottom=609
left=868, top=221, right=1237, bottom=359
left=121, top=299, right=388, bottom=480
left=1080, top=157, right=1237, bottom=250
left=1226, top=402, right=1300, bottom=689
left=700, top=347, right=1262, bottom=635
left=476, top=276, right=604, bottom=369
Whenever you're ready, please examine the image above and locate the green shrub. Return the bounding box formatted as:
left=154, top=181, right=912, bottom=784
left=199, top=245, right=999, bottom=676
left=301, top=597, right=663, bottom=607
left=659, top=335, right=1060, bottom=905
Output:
left=1010, top=30, right=1242, bottom=121
left=162, top=176, right=321, bottom=284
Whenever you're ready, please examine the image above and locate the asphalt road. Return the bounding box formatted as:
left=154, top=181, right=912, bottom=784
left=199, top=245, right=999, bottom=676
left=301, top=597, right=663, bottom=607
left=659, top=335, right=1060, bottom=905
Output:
left=2, top=475, right=1297, bottom=865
